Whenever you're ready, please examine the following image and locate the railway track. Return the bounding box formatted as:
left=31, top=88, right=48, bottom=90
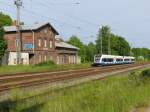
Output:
left=0, top=62, right=150, bottom=93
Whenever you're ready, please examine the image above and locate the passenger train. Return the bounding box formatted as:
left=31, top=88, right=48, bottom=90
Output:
left=93, top=55, right=135, bottom=66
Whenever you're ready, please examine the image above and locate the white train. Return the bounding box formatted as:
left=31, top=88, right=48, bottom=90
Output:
left=93, top=55, right=135, bottom=66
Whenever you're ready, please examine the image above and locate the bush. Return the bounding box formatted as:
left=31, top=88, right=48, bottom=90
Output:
left=139, top=69, right=150, bottom=83
left=140, top=69, right=150, bottom=78
left=128, top=72, right=141, bottom=86
left=35, top=60, right=56, bottom=66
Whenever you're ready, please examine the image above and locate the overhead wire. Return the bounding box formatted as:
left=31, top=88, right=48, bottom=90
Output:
left=0, top=0, right=97, bottom=39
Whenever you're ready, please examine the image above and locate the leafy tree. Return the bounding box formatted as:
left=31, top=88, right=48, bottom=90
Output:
left=0, top=12, right=12, bottom=62
left=96, top=25, right=111, bottom=54
left=117, top=36, right=131, bottom=56
left=0, top=28, right=7, bottom=60
left=85, top=42, right=96, bottom=62
left=132, top=48, right=150, bottom=60
left=96, top=25, right=131, bottom=56
left=67, top=35, right=86, bottom=62
left=0, top=12, right=12, bottom=27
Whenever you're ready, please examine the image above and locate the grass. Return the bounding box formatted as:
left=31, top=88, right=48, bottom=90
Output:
left=1, top=69, right=150, bottom=112
left=41, top=75, right=150, bottom=112
left=0, top=63, right=91, bottom=75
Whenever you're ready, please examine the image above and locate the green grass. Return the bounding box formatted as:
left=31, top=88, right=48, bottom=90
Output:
left=0, top=63, right=91, bottom=75
left=1, top=70, right=150, bottom=112
left=41, top=75, right=150, bottom=112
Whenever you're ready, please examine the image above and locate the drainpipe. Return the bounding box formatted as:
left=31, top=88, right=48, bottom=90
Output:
left=31, top=29, right=35, bottom=64
left=31, top=29, right=35, bottom=53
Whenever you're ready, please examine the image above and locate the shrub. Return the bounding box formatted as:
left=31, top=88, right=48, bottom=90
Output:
left=140, top=69, right=150, bottom=78
left=128, top=72, right=141, bottom=86
left=139, top=69, right=150, bottom=83
left=35, top=60, right=56, bottom=66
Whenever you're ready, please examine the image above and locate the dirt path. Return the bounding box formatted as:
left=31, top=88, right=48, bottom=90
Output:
left=131, top=101, right=150, bottom=112
left=146, top=107, right=150, bottom=112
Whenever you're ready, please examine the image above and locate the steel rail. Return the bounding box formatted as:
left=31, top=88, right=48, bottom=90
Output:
left=0, top=63, right=149, bottom=93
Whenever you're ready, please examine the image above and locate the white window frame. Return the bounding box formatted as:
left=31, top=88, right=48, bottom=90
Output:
left=44, top=55, right=47, bottom=61
left=38, top=39, right=41, bottom=47
left=50, top=40, right=53, bottom=48
left=44, top=39, right=47, bottom=48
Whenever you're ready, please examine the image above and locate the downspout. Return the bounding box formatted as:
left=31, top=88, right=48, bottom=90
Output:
left=31, top=29, right=35, bottom=64
left=31, top=29, right=35, bottom=53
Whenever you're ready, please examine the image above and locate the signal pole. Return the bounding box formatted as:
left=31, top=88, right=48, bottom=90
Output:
left=108, top=33, right=111, bottom=55
left=101, top=35, right=103, bottom=55
left=14, top=0, right=22, bottom=64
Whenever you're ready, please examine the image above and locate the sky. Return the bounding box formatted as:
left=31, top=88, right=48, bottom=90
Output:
left=0, top=0, right=150, bottom=48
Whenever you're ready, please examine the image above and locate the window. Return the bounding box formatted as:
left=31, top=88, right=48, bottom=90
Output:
left=44, top=29, right=48, bottom=34
left=124, top=59, right=130, bottom=61
left=116, top=59, right=123, bottom=62
left=44, top=39, right=47, bottom=48
left=102, top=58, right=113, bottom=62
left=44, top=55, right=47, bottom=61
left=57, top=56, right=59, bottom=64
left=50, top=40, right=53, bottom=48
left=38, top=39, right=41, bottom=47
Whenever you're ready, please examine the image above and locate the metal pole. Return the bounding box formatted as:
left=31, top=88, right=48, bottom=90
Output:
left=14, top=0, right=22, bottom=65
left=108, top=33, right=111, bottom=55
left=100, top=26, right=103, bottom=55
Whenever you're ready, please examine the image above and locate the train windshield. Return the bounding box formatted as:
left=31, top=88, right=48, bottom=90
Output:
left=94, top=55, right=101, bottom=62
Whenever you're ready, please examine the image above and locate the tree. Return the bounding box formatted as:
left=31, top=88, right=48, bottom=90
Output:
left=132, top=48, right=150, bottom=60
left=0, top=12, right=12, bottom=27
left=67, top=35, right=87, bottom=62
left=0, top=12, right=12, bottom=62
left=0, top=28, right=7, bottom=60
left=85, top=42, right=96, bottom=62
left=95, top=25, right=111, bottom=54
left=117, top=36, right=131, bottom=56
left=96, top=25, right=131, bottom=56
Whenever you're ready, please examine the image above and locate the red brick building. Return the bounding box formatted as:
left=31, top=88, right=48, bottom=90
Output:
left=3, top=22, right=79, bottom=65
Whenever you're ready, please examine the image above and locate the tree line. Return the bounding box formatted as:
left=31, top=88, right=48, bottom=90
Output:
left=67, top=26, right=150, bottom=62
left=0, top=12, right=150, bottom=63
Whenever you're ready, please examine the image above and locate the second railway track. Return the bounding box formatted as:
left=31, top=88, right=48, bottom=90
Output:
left=0, top=62, right=150, bottom=93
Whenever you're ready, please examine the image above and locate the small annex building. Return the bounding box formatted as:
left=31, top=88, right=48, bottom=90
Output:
left=3, top=22, right=80, bottom=65
left=55, top=36, right=79, bottom=64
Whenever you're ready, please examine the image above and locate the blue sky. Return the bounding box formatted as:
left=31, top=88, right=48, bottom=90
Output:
left=0, top=0, right=150, bottom=48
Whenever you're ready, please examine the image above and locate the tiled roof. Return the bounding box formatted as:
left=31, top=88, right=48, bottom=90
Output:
left=4, top=22, right=59, bottom=34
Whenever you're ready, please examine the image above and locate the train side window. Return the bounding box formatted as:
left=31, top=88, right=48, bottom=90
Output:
left=124, top=59, right=130, bottom=61
left=107, top=58, right=113, bottom=62
left=102, top=58, right=107, bottom=62
left=116, top=59, right=123, bottom=62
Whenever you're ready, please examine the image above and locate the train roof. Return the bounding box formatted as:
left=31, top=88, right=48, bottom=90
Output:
left=123, top=56, right=135, bottom=59
left=101, top=55, right=123, bottom=58
left=95, top=55, right=135, bottom=59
